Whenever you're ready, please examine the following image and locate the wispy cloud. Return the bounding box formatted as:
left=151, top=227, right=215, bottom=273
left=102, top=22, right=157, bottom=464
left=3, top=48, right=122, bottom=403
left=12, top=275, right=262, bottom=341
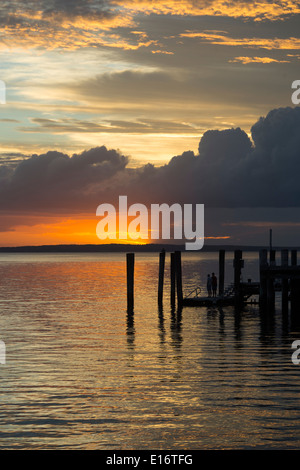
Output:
left=229, top=56, right=290, bottom=64
left=224, top=221, right=300, bottom=227
left=18, top=117, right=199, bottom=135
left=180, top=30, right=300, bottom=50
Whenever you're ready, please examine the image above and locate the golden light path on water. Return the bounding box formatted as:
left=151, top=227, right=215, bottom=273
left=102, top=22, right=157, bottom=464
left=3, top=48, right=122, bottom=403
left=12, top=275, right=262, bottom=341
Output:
left=0, top=251, right=299, bottom=449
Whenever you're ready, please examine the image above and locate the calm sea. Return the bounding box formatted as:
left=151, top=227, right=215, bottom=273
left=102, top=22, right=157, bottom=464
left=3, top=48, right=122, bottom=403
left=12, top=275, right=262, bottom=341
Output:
left=0, top=251, right=299, bottom=450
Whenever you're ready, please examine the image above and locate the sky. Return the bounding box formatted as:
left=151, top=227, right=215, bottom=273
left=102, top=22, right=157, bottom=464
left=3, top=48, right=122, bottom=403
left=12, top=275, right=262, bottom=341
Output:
left=0, top=0, right=300, bottom=247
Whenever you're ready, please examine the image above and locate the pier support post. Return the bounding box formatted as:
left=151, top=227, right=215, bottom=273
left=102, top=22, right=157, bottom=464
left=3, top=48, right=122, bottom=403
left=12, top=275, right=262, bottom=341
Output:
left=290, top=250, right=297, bottom=325
left=158, top=250, right=165, bottom=306
left=259, top=249, right=268, bottom=307
left=174, top=251, right=183, bottom=306
left=290, top=250, right=300, bottom=324
left=170, top=252, right=176, bottom=307
left=234, top=250, right=243, bottom=304
left=219, top=249, right=225, bottom=296
left=291, top=278, right=300, bottom=326
left=270, top=249, right=276, bottom=267
left=281, top=249, right=289, bottom=313
left=281, top=249, right=289, bottom=266
left=126, top=253, right=135, bottom=311
left=267, top=275, right=275, bottom=311
left=291, top=250, right=297, bottom=267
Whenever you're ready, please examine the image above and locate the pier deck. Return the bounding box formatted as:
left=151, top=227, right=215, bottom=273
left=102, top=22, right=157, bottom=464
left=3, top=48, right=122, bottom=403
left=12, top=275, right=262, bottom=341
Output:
left=183, top=281, right=260, bottom=306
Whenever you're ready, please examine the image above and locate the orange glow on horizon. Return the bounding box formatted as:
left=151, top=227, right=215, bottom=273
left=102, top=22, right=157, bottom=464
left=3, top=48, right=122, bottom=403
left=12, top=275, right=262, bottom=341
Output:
left=0, top=216, right=146, bottom=247
left=0, top=215, right=231, bottom=247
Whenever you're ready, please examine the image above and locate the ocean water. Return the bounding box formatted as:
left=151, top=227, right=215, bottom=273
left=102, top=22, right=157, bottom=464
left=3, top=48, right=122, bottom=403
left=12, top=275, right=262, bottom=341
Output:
left=0, top=251, right=300, bottom=450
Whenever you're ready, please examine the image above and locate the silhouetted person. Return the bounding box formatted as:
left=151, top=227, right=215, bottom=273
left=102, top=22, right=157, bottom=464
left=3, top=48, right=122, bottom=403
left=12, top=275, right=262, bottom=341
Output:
left=212, top=272, right=217, bottom=297
left=207, top=274, right=212, bottom=297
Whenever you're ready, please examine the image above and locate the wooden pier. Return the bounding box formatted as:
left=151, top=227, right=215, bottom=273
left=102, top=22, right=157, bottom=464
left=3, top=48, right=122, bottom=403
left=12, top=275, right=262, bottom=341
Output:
left=259, top=248, right=300, bottom=312
left=181, top=248, right=257, bottom=307
left=126, top=247, right=300, bottom=312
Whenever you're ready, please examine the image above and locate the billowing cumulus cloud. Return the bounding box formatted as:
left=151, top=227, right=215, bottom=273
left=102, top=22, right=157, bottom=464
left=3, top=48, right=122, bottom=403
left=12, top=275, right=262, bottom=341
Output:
left=1, top=106, right=300, bottom=216
left=142, top=106, right=300, bottom=207
left=0, top=146, right=128, bottom=212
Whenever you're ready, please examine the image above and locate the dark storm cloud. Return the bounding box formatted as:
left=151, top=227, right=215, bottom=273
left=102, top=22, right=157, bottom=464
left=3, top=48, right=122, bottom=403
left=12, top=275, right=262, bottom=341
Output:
left=1, top=106, right=300, bottom=213
left=131, top=106, right=300, bottom=207
left=240, top=106, right=300, bottom=206
left=0, top=0, right=112, bottom=18
left=0, top=146, right=128, bottom=212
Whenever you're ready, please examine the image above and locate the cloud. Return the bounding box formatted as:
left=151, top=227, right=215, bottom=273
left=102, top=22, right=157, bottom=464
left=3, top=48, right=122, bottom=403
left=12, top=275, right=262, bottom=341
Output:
left=0, top=146, right=128, bottom=212
left=1, top=1, right=300, bottom=51
left=151, top=50, right=174, bottom=55
left=123, top=128, right=254, bottom=206
left=0, top=0, right=134, bottom=51
left=229, top=56, right=290, bottom=64
left=145, top=106, right=300, bottom=208
left=180, top=30, right=300, bottom=50
left=18, top=116, right=200, bottom=135
left=118, top=0, right=300, bottom=21
left=109, top=106, right=300, bottom=208
left=1, top=106, right=300, bottom=215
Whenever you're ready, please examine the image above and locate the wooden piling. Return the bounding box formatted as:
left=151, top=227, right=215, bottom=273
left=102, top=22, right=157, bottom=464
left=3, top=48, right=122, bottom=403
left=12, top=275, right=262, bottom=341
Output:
left=126, top=253, right=135, bottom=311
left=291, top=278, right=300, bottom=321
left=267, top=275, right=275, bottom=311
left=234, top=250, right=243, bottom=303
left=174, top=251, right=183, bottom=306
left=281, top=250, right=289, bottom=313
left=259, top=249, right=268, bottom=306
left=260, top=249, right=268, bottom=267
left=281, top=249, right=289, bottom=267
left=290, top=250, right=298, bottom=318
left=270, top=249, right=276, bottom=267
left=170, top=252, right=176, bottom=307
left=290, top=250, right=300, bottom=321
left=219, top=249, right=225, bottom=296
left=291, top=250, right=297, bottom=266
left=158, top=250, right=165, bottom=305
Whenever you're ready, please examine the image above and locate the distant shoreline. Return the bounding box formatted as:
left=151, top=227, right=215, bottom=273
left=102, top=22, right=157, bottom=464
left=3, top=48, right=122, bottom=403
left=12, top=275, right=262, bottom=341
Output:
left=0, top=243, right=298, bottom=253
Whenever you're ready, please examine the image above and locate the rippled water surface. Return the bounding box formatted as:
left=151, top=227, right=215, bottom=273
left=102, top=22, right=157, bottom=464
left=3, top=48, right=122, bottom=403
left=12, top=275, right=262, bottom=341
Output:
left=0, top=251, right=300, bottom=449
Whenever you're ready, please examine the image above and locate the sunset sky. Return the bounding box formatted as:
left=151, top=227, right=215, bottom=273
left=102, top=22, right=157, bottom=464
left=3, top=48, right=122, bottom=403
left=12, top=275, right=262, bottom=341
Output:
left=1, top=0, right=300, bottom=247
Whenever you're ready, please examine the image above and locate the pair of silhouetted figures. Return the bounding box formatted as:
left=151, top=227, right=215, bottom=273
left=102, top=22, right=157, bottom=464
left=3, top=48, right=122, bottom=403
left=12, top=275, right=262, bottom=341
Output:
left=207, top=273, right=217, bottom=297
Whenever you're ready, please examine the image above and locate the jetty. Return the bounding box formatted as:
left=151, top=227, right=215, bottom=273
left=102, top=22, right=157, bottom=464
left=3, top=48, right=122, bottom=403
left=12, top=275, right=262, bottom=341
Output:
left=126, top=245, right=300, bottom=313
